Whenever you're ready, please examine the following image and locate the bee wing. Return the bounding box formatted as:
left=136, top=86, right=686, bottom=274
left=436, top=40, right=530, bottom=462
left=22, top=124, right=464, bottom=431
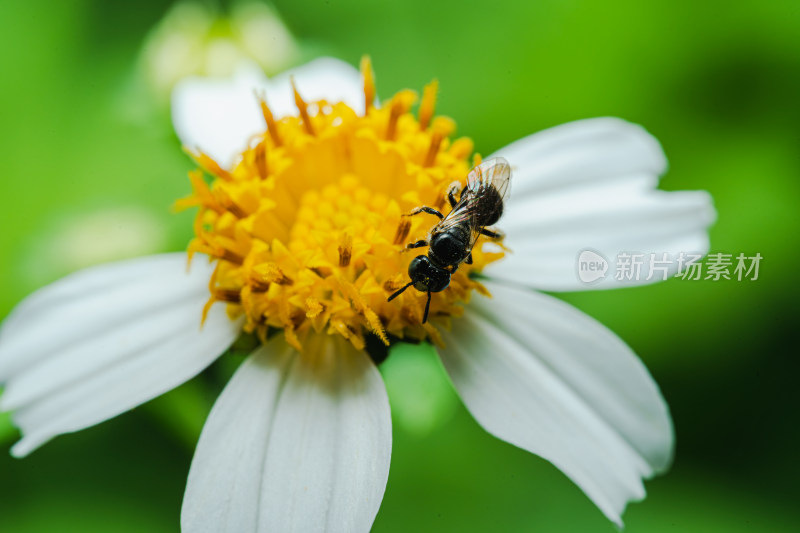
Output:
left=433, top=193, right=485, bottom=252
left=433, top=157, right=512, bottom=259
left=463, top=157, right=512, bottom=249
left=435, top=197, right=478, bottom=234
left=466, top=156, right=512, bottom=201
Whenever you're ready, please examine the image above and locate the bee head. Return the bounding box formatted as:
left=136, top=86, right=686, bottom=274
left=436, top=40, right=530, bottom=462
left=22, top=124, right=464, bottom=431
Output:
left=409, top=255, right=450, bottom=293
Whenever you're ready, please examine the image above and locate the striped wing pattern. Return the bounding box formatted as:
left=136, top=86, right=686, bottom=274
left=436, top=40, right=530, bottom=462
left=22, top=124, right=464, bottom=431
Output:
left=435, top=157, right=512, bottom=251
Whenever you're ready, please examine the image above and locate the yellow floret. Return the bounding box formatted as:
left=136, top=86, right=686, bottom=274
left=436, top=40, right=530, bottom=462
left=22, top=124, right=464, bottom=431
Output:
left=178, top=58, right=505, bottom=351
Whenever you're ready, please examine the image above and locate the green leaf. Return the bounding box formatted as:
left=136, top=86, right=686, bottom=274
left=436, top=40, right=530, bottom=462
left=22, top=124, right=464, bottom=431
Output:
left=0, top=407, right=18, bottom=446
left=142, top=379, right=215, bottom=451
left=380, top=342, right=459, bottom=436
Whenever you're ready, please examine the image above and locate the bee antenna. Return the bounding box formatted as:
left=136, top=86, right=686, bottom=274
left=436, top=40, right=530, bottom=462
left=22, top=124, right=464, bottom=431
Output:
left=387, top=281, right=414, bottom=302
left=423, top=290, right=432, bottom=324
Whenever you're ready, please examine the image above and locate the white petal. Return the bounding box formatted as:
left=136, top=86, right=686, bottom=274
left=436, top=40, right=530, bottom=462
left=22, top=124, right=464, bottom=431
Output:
left=438, top=282, right=673, bottom=525
left=182, top=334, right=391, bottom=533
left=0, top=253, right=241, bottom=457
left=491, top=117, right=667, bottom=198
left=171, top=57, right=363, bottom=168
left=1, top=254, right=205, bottom=378
left=490, top=189, right=715, bottom=291
left=486, top=118, right=715, bottom=291
left=171, top=61, right=268, bottom=169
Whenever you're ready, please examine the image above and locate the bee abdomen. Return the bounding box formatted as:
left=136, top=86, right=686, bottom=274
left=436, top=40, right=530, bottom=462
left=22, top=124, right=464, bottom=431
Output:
left=475, top=187, right=504, bottom=226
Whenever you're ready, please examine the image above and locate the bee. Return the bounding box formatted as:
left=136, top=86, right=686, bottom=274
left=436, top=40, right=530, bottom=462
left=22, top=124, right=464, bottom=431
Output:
left=387, top=157, right=511, bottom=323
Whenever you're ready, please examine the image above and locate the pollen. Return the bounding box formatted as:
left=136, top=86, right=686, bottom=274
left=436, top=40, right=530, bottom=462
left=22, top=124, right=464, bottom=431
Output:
left=178, top=58, right=506, bottom=352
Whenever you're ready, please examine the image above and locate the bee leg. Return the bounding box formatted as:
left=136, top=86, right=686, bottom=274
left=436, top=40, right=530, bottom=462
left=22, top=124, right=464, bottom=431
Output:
left=465, top=252, right=473, bottom=265
left=388, top=280, right=414, bottom=302
left=404, top=206, right=444, bottom=219
left=480, top=227, right=505, bottom=240
left=446, top=181, right=462, bottom=208
left=406, top=239, right=429, bottom=250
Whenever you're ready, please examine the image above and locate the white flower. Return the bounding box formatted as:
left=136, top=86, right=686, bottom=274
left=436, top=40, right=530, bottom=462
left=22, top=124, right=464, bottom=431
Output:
left=0, top=57, right=715, bottom=531
left=139, top=1, right=297, bottom=102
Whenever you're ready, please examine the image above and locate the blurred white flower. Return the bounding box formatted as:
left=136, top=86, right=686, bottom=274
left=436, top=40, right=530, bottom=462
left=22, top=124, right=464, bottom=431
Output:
left=139, top=1, right=297, bottom=102
left=20, top=206, right=166, bottom=286
left=0, top=57, right=716, bottom=531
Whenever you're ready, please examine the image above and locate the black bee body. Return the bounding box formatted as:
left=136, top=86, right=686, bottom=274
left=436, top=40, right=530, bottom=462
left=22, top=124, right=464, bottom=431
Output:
left=388, top=157, right=512, bottom=323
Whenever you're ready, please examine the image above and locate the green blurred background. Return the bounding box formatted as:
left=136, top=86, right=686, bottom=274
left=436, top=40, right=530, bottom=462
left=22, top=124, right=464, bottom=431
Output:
left=1, top=0, right=798, bottom=531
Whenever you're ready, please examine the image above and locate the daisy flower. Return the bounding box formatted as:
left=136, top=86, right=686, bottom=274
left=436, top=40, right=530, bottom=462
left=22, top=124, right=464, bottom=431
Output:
left=0, top=57, right=715, bottom=531
left=139, top=1, right=297, bottom=103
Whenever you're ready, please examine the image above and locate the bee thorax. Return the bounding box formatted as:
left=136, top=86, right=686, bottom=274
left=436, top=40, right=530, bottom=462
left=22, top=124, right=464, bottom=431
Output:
left=430, top=231, right=469, bottom=266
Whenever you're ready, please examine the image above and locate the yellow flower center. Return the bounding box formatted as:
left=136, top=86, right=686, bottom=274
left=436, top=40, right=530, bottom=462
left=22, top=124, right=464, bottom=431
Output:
left=177, top=58, right=506, bottom=352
